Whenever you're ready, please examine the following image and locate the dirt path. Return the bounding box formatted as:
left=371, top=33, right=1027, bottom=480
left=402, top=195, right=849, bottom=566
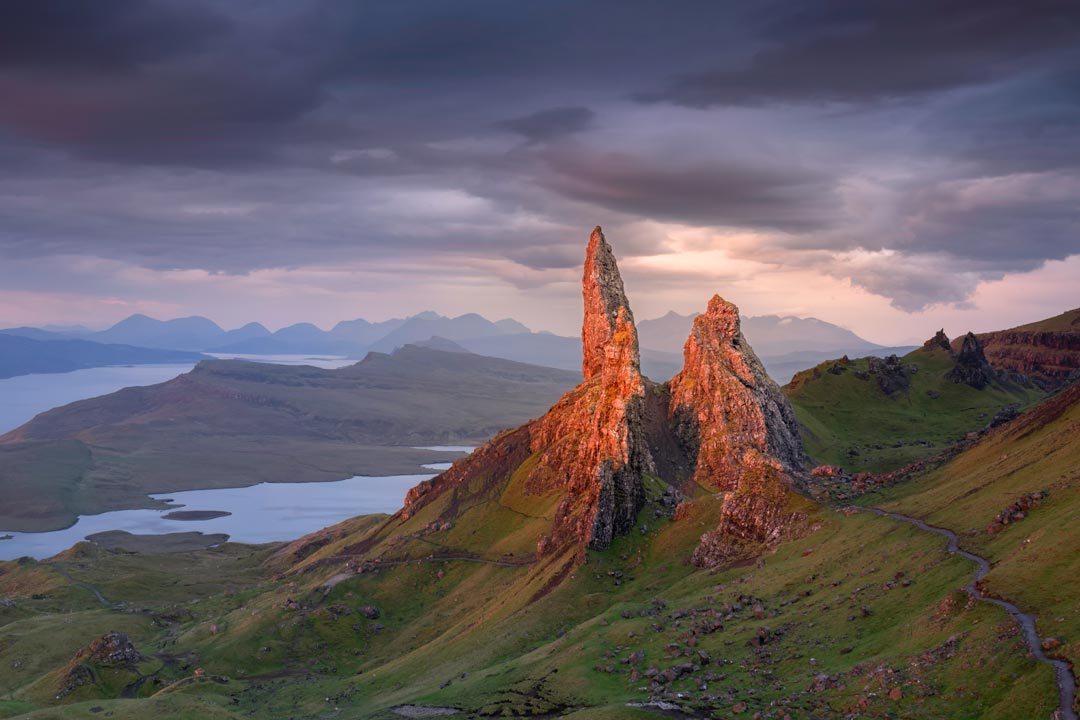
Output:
left=47, top=562, right=116, bottom=610
left=328, top=548, right=534, bottom=569
left=857, top=506, right=1077, bottom=720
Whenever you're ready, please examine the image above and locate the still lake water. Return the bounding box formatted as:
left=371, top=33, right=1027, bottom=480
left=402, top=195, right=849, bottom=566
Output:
left=0, top=356, right=472, bottom=560
left=0, top=473, right=438, bottom=561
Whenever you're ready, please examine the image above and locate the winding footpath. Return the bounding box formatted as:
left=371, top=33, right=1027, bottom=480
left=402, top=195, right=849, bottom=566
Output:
left=857, top=507, right=1077, bottom=720
left=48, top=562, right=117, bottom=610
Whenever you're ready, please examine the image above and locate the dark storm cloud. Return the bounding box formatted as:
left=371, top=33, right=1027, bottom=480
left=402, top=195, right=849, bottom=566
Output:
left=923, top=71, right=1080, bottom=176
left=0, top=0, right=229, bottom=71
left=0, top=1, right=745, bottom=168
left=639, top=0, right=1080, bottom=107
left=540, top=148, right=837, bottom=232
left=495, top=107, right=596, bottom=143
left=897, top=174, right=1080, bottom=265
left=0, top=0, right=1079, bottom=315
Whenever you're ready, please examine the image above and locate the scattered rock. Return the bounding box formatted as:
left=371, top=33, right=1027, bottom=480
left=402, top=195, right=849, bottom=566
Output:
left=986, top=491, right=1048, bottom=534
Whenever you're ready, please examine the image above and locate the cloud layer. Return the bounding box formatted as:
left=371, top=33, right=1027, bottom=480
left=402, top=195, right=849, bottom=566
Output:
left=0, top=0, right=1077, bottom=332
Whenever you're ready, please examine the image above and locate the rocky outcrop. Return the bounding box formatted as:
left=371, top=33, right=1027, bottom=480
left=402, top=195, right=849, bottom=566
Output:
left=867, top=354, right=916, bottom=395
left=668, top=296, right=808, bottom=567
left=946, top=332, right=995, bottom=390
left=530, top=228, right=653, bottom=551
left=70, top=631, right=143, bottom=667
left=986, top=490, right=1048, bottom=534
left=56, top=631, right=144, bottom=699
left=923, top=329, right=952, bottom=352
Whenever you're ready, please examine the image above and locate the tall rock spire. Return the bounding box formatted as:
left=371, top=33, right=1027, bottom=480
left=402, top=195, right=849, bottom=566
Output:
left=669, top=295, right=807, bottom=567
left=670, top=295, right=804, bottom=486
left=530, top=226, right=652, bottom=553
left=582, top=226, right=639, bottom=381
left=946, top=331, right=995, bottom=389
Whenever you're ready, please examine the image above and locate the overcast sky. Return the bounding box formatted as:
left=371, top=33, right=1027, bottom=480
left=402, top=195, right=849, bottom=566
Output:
left=1, top=0, right=1078, bottom=344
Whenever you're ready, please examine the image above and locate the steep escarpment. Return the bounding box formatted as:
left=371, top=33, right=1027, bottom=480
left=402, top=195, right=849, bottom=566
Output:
left=669, top=296, right=808, bottom=566
left=966, top=308, right=1080, bottom=389
left=785, top=331, right=1045, bottom=474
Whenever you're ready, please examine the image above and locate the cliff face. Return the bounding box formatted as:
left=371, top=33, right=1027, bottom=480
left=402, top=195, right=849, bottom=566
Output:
left=953, top=308, right=1080, bottom=389
left=973, top=332, right=1080, bottom=389
left=668, top=296, right=807, bottom=567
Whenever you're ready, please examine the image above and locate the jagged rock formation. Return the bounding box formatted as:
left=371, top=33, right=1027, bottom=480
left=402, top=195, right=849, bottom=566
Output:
left=582, top=227, right=639, bottom=381
left=405, top=227, right=655, bottom=557
left=946, top=332, right=995, bottom=390
left=668, top=296, right=808, bottom=567
left=404, top=228, right=809, bottom=567
left=867, top=354, right=917, bottom=395
left=669, top=296, right=804, bottom=488
left=924, top=329, right=952, bottom=352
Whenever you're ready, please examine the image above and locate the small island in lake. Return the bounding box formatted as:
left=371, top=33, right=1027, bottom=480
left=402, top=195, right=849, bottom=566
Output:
left=162, top=510, right=232, bottom=521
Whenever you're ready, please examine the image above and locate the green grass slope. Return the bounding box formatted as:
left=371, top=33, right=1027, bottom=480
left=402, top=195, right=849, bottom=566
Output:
left=866, top=380, right=1080, bottom=678
left=785, top=346, right=1043, bottom=473
left=0, top=444, right=1067, bottom=718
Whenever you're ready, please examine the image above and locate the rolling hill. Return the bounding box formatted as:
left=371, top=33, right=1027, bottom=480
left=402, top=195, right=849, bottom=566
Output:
left=0, top=346, right=578, bottom=532
left=784, top=332, right=1045, bottom=473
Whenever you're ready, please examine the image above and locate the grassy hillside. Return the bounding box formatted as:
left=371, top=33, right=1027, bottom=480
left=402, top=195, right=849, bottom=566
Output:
left=865, top=380, right=1080, bottom=677
left=0, top=347, right=577, bottom=532
left=785, top=346, right=1043, bottom=473
left=2, top=408, right=1075, bottom=717
left=1004, top=307, right=1080, bottom=333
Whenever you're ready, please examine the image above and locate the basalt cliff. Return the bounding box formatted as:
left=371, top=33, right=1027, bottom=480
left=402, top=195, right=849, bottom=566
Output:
left=400, top=227, right=806, bottom=568
left=962, top=307, right=1080, bottom=389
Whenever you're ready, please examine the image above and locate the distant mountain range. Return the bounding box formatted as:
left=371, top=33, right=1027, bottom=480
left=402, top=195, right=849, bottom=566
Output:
left=1, top=309, right=910, bottom=383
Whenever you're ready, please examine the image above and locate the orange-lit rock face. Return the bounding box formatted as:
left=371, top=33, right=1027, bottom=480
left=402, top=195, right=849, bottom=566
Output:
left=405, top=227, right=652, bottom=558
left=530, top=229, right=652, bottom=553
left=669, top=295, right=803, bottom=491
left=582, top=227, right=639, bottom=381
left=404, top=236, right=808, bottom=571
left=668, top=295, right=807, bottom=567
